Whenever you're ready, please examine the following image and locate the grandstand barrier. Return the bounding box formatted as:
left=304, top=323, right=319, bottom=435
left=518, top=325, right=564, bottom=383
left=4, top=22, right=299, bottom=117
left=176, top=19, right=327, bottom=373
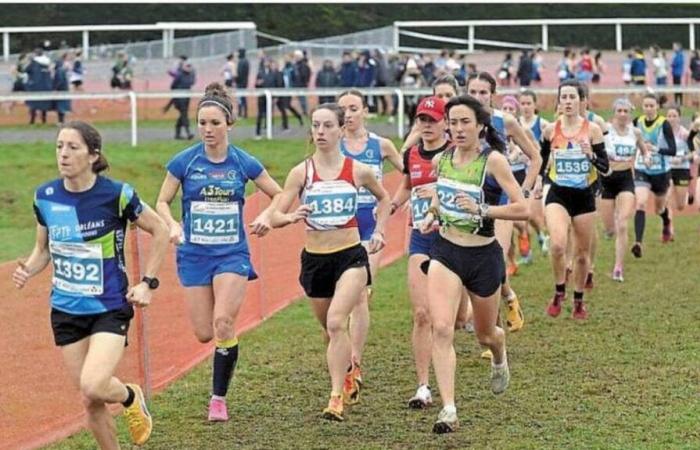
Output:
left=4, top=85, right=700, bottom=147
left=0, top=172, right=410, bottom=450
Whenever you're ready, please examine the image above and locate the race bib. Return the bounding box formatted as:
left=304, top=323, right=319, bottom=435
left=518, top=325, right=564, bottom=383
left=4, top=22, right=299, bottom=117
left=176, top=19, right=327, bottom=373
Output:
left=648, top=152, right=665, bottom=172
left=553, top=147, right=590, bottom=188
left=357, top=165, right=382, bottom=205
left=410, top=183, right=435, bottom=229
left=436, top=178, right=482, bottom=224
left=611, top=143, right=636, bottom=161
left=50, top=241, right=104, bottom=295
left=190, top=201, right=240, bottom=245
left=304, top=180, right=358, bottom=228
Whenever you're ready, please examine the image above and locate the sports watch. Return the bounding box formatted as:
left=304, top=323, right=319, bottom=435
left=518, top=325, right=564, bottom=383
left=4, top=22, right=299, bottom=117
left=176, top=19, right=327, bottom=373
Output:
left=141, top=276, right=160, bottom=290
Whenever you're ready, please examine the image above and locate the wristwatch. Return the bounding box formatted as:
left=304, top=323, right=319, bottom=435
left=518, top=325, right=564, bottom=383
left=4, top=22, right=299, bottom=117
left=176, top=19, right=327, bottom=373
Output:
left=478, top=203, right=490, bottom=218
left=141, top=276, right=160, bottom=290
left=522, top=188, right=531, bottom=199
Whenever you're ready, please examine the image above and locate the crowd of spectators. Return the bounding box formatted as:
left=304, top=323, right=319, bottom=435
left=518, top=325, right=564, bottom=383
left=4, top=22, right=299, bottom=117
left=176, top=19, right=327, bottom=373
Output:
left=8, top=40, right=700, bottom=127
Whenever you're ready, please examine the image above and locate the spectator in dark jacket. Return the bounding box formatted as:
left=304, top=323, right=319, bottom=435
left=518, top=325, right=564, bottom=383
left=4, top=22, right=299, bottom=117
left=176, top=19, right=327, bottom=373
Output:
left=171, top=62, right=196, bottom=140
left=373, top=49, right=390, bottom=115
left=279, top=57, right=304, bottom=129
left=236, top=48, right=250, bottom=118
left=357, top=49, right=377, bottom=112
left=292, top=49, right=311, bottom=115
left=25, top=47, right=53, bottom=124
left=516, top=50, right=533, bottom=87
left=52, top=53, right=71, bottom=125
left=691, top=50, right=700, bottom=83
left=316, top=59, right=339, bottom=104
left=255, top=57, right=278, bottom=138
left=338, top=51, right=359, bottom=87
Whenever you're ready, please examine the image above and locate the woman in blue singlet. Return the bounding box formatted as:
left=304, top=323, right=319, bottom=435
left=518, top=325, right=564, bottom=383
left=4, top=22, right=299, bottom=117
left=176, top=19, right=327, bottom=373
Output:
left=13, top=121, right=169, bottom=448
left=156, top=82, right=284, bottom=422
left=336, top=89, right=402, bottom=403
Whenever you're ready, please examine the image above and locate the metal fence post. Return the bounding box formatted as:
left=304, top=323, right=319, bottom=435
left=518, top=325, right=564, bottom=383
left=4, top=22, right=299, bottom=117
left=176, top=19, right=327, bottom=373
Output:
left=129, top=91, right=138, bottom=147
left=265, top=90, right=273, bottom=140
left=394, top=88, right=405, bottom=138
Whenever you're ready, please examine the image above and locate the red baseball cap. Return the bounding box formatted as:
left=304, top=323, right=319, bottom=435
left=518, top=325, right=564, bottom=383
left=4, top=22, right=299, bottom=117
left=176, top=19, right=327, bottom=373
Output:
left=416, top=96, right=446, bottom=121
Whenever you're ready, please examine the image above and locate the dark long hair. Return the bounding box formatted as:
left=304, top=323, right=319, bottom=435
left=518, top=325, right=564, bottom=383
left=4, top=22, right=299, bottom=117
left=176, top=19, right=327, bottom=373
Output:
left=445, top=95, right=505, bottom=153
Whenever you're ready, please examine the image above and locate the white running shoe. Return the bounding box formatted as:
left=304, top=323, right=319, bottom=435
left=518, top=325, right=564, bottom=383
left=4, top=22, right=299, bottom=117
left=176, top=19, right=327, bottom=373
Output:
left=408, top=384, right=433, bottom=409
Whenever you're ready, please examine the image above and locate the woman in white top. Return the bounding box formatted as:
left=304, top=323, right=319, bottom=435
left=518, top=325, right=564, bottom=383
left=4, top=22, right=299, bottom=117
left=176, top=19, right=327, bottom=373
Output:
left=599, top=98, right=650, bottom=282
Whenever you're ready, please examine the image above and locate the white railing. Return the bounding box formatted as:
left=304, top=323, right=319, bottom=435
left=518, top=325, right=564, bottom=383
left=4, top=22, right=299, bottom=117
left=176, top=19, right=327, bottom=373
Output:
left=394, top=18, right=700, bottom=52
left=0, top=21, right=256, bottom=62
left=4, top=85, right=700, bottom=146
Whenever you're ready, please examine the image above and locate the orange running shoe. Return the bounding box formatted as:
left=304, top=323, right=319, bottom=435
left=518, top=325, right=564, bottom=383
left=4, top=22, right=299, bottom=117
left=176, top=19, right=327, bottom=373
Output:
left=518, top=232, right=531, bottom=257
left=322, top=394, right=344, bottom=421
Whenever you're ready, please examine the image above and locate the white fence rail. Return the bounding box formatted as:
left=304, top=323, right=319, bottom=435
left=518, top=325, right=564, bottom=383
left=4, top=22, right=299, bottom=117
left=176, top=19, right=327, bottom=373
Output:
left=4, top=85, right=700, bottom=147
left=394, top=18, right=700, bottom=52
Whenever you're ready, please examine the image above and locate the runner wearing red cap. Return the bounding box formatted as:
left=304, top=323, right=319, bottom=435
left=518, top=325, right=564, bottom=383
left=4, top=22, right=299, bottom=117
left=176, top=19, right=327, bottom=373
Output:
left=390, top=96, right=450, bottom=408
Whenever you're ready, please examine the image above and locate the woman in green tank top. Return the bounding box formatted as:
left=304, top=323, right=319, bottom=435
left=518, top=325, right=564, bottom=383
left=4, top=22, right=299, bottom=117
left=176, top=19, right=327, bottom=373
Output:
left=418, top=95, right=530, bottom=434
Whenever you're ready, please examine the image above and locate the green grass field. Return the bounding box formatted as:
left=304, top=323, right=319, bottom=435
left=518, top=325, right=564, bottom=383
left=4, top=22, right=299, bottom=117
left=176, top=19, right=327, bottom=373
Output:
left=3, top=138, right=699, bottom=449
left=47, top=216, right=700, bottom=449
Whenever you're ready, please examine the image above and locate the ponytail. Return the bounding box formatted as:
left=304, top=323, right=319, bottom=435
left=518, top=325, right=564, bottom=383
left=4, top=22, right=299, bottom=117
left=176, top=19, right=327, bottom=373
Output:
left=482, top=124, right=506, bottom=153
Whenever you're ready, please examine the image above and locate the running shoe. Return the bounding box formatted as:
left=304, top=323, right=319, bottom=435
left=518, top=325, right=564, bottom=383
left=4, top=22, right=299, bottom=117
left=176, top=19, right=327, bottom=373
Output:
left=123, top=384, right=153, bottom=445
left=322, top=394, right=344, bottom=421
left=207, top=397, right=229, bottom=422
left=507, top=261, right=518, bottom=276
left=490, top=361, right=510, bottom=395
left=662, top=221, right=674, bottom=243
left=518, top=232, right=531, bottom=257
left=540, top=233, right=551, bottom=255
left=481, top=349, right=493, bottom=360
left=408, top=384, right=433, bottom=409
left=546, top=293, right=565, bottom=317
left=505, top=294, right=524, bottom=332
left=517, top=252, right=533, bottom=265
left=612, top=268, right=624, bottom=283
left=585, top=272, right=594, bottom=290
left=572, top=300, right=588, bottom=320
left=631, top=242, right=643, bottom=258
left=432, top=407, right=459, bottom=434
left=342, top=365, right=361, bottom=405
left=463, top=320, right=475, bottom=333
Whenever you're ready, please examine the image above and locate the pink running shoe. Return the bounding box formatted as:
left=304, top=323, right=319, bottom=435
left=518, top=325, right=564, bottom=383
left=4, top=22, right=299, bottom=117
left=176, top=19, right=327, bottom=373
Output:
left=546, top=293, right=565, bottom=317
left=208, top=397, right=229, bottom=422
left=662, top=221, right=674, bottom=243
left=572, top=300, right=588, bottom=320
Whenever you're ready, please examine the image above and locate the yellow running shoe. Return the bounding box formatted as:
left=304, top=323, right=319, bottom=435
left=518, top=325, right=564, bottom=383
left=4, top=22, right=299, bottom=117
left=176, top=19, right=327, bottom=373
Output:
left=506, top=294, right=524, bottom=332
left=322, top=394, right=344, bottom=421
left=342, top=366, right=361, bottom=405
left=480, top=349, right=493, bottom=360
left=123, top=384, right=152, bottom=446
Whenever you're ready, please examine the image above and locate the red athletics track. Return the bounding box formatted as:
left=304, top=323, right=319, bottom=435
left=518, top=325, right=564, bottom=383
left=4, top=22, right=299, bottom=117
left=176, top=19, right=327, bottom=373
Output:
left=0, top=174, right=410, bottom=450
